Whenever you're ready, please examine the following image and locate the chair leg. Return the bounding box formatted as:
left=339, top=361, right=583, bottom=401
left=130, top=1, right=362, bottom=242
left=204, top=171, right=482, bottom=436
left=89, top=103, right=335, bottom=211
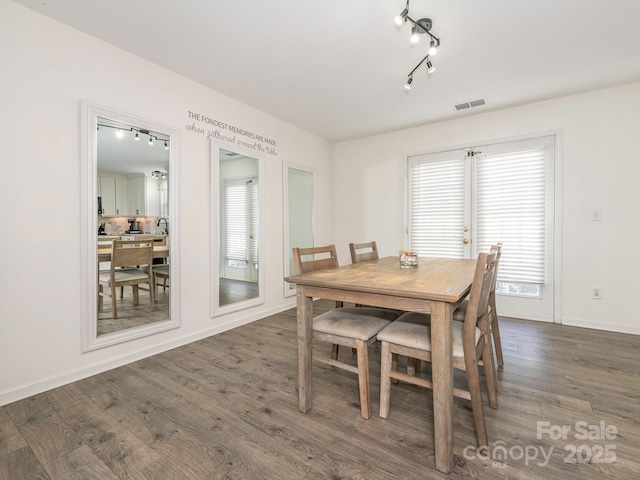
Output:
left=133, top=285, right=139, bottom=305
left=331, top=344, right=339, bottom=360
left=355, top=339, right=371, bottom=419
left=149, top=279, right=155, bottom=311
left=491, top=312, right=504, bottom=367
left=111, top=284, right=118, bottom=319
left=379, top=341, right=392, bottom=419
left=465, top=354, right=488, bottom=449
left=407, top=357, right=418, bottom=376
left=391, top=353, right=399, bottom=384
left=482, top=334, right=498, bottom=409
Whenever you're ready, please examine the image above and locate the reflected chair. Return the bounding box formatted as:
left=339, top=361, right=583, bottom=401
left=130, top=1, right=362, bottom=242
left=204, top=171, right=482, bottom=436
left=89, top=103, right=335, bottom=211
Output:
left=376, top=250, right=498, bottom=449
left=293, top=245, right=400, bottom=419
left=154, top=264, right=170, bottom=298
left=454, top=243, right=504, bottom=368
left=98, top=240, right=155, bottom=319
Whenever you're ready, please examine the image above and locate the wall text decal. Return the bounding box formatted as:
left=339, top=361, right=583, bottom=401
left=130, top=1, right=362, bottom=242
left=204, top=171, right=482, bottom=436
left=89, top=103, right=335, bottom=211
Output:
left=186, top=111, right=278, bottom=156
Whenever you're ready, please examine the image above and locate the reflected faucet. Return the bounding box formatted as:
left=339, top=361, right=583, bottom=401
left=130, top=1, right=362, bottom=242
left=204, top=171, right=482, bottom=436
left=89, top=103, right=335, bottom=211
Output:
left=157, top=217, right=169, bottom=235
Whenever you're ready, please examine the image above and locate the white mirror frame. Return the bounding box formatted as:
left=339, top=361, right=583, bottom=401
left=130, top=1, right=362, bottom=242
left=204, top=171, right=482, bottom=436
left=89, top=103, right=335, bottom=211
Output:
left=80, top=101, right=181, bottom=352
left=282, top=161, right=316, bottom=298
left=210, top=141, right=265, bottom=317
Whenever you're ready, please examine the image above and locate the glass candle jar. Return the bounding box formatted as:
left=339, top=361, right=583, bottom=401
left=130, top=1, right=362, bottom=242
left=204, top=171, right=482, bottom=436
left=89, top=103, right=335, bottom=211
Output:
left=399, top=249, right=418, bottom=268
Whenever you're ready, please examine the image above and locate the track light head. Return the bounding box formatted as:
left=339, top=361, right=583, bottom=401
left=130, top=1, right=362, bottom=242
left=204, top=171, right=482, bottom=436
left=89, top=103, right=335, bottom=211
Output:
left=410, top=25, right=420, bottom=44
left=134, top=131, right=139, bottom=140
left=429, top=39, right=438, bottom=56
left=404, top=76, right=413, bottom=90
left=427, top=60, right=435, bottom=74
left=394, top=8, right=409, bottom=26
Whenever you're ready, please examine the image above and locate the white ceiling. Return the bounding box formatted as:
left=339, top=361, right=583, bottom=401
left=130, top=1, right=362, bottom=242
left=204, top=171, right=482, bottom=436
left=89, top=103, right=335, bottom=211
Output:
left=14, top=0, right=640, bottom=143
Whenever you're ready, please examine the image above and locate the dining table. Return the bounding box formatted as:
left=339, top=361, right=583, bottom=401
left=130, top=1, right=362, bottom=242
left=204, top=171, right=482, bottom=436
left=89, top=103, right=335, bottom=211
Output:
left=285, top=255, right=477, bottom=474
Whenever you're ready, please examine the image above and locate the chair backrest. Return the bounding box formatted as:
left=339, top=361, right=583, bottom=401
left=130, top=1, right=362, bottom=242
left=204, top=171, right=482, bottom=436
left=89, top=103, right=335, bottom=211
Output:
left=111, top=240, right=154, bottom=270
left=292, top=245, right=339, bottom=275
left=489, top=243, right=502, bottom=293
left=462, top=250, right=498, bottom=346
left=349, top=241, right=379, bottom=264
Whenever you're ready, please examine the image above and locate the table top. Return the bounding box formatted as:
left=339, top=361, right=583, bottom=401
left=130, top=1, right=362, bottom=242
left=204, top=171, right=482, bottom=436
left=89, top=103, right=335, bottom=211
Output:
left=285, top=256, right=477, bottom=303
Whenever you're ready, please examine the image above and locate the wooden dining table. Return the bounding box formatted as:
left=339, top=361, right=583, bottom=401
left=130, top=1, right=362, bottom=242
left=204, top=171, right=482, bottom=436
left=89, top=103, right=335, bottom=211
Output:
left=285, top=255, right=477, bottom=474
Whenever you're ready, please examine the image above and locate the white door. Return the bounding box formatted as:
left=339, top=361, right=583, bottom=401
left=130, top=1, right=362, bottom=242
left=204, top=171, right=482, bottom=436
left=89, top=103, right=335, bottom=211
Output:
left=408, top=135, right=556, bottom=322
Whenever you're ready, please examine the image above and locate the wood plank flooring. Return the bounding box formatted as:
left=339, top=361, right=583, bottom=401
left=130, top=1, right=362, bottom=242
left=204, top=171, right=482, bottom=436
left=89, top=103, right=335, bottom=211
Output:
left=2, top=300, right=640, bottom=479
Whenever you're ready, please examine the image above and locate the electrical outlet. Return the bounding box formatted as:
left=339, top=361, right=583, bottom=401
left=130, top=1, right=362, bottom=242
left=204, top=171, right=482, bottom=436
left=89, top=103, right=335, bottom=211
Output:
left=592, top=286, right=603, bottom=300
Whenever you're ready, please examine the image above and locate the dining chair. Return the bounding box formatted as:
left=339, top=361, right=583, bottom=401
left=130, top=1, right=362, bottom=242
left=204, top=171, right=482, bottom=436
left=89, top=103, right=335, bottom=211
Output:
left=292, top=244, right=400, bottom=419
left=154, top=264, right=170, bottom=298
left=376, top=250, right=498, bottom=449
left=98, top=239, right=155, bottom=319
left=349, top=241, right=379, bottom=264
left=453, top=243, right=504, bottom=368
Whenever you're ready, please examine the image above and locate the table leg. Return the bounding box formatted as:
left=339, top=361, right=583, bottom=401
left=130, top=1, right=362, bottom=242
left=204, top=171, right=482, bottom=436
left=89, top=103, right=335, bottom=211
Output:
left=296, top=288, right=313, bottom=413
left=430, top=301, right=454, bottom=473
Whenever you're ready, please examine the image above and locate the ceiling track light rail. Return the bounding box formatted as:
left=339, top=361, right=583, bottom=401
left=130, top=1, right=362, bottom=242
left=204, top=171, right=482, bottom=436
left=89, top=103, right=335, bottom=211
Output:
left=395, top=0, right=441, bottom=89
left=97, top=123, right=170, bottom=149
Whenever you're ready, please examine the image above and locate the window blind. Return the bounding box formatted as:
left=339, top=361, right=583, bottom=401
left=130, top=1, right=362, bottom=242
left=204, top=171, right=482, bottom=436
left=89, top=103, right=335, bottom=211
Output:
left=224, top=182, right=247, bottom=261
left=409, top=155, right=466, bottom=258
left=250, top=181, right=259, bottom=264
left=474, top=144, right=547, bottom=285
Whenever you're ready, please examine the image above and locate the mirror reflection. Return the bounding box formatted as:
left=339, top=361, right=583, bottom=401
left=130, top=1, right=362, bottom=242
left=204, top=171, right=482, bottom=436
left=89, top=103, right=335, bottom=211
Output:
left=284, top=163, right=315, bottom=296
left=96, top=117, right=171, bottom=336
left=213, top=147, right=262, bottom=313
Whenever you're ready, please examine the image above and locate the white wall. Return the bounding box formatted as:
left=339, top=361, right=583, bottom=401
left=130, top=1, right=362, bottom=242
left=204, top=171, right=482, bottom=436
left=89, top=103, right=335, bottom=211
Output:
left=334, top=82, right=640, bottom=335
left=0, top=1, right=333, bottom=405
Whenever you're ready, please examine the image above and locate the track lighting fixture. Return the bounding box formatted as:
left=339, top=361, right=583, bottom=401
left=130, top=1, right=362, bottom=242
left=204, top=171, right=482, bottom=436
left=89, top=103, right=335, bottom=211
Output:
left=394, top=0, right=441, bottom=89
left=151, top=170, right=167, bottom=179
left=97, top=122, right=170, bottom=149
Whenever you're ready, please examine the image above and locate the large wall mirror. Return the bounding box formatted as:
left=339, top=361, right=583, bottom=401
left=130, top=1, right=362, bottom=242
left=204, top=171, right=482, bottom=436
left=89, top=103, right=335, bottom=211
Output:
left=211, top=143, right=265, bottom=316
left=81, top=102, right=180, bottom=351
left=283, top=161, right=316, bottom=297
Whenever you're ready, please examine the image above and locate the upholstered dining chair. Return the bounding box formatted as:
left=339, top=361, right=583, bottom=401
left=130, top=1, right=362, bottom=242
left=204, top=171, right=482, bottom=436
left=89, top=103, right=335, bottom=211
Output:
left=454, top=243, right=504, bottom=368
left=292, top=244, right=400, bottom=419
left=98, top=239, right=155, bottom=319
left=376, top=250, right=498, bottom=449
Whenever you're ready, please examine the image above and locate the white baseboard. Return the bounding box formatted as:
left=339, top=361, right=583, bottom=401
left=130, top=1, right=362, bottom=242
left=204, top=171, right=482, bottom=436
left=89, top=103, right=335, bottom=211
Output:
left=0, top=302, right=297, bottom=407
left=561, top=316, right=640, bottom=336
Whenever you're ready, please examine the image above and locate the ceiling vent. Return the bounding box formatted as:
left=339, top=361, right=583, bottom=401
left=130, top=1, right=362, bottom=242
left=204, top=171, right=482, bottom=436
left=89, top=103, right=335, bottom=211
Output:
left=455, top=98, right=486, bottom=111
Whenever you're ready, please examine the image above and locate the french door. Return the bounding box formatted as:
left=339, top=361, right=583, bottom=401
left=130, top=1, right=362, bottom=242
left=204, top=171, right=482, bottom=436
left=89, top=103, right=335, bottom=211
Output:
left=407, top=135, right=556, bottom=321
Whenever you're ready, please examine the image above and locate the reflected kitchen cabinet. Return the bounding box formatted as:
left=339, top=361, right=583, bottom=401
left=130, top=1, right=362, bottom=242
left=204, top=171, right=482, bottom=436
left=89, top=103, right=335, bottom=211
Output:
left=128, top=175, right=160, bottom=217
left=99, top=174, right=128, bottom=216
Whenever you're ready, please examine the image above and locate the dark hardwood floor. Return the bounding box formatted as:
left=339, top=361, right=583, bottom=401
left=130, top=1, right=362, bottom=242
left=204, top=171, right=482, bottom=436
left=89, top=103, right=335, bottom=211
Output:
left=2, top=300, right=639, bottom=479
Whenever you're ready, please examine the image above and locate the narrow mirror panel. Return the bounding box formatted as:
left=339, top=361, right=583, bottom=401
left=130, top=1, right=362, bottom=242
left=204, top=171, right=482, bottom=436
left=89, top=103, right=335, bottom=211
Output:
left=81, top=102, right=180, bottom=351
left=211, top=144, right=264, bottom=316
left=283, top=162, right=316, bottom=297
